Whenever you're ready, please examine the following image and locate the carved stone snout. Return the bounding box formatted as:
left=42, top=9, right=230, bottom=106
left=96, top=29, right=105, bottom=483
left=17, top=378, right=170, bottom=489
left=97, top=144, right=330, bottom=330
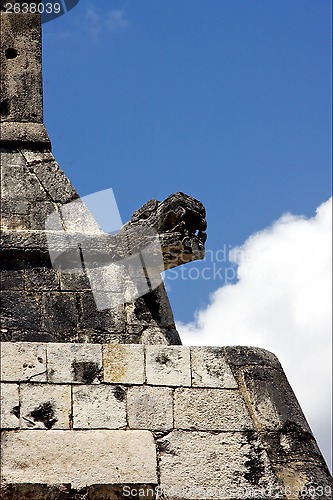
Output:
left=130, top=192, right=207, bottom=270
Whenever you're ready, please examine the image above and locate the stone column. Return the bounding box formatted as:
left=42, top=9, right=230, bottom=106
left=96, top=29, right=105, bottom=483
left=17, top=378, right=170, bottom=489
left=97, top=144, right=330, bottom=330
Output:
left=0, top=6, right=50, bottom=146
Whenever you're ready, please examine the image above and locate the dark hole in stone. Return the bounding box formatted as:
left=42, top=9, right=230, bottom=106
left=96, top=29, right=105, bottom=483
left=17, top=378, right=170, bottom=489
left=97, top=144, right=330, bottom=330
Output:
left=29, top=401, right=57, bottom=429
left=10, top=405, right=20, bottom=419
left=113, top=385, right=126, bottom=402
left=5, top=47, right=18, bottom=59
left=142, top=291, right=160, bottom=321
left=0, top=99, right=10, bottom=117
left=37, top=357, right=43, bottom=363
left=155, top=353, right=170, bottom=365
left=157, top=440, right=176, bottom=456
left=244, top=455, right=265, bottom=485
left=72, top=360, right=100, bottom=384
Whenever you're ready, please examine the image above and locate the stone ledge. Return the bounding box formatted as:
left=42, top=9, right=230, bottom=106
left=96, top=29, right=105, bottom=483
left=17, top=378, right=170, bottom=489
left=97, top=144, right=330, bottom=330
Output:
left=0, top=122, right=51, bottom=146
left=1, top=430, right=157, bottom=488
left=1, top=342, right=240, bottom=388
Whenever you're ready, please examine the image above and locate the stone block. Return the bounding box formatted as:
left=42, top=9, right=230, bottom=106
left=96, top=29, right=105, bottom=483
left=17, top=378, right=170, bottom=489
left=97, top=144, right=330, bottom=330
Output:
left=47, top=343, right=103, bottom=384
left=42, top=293, right=79, bottom=333
left=224, top=346, right=283, bottom=371
left=239, top=365, right=311, bottom=432
left=20, top=384, right=71, bottom=430
left=0, top=270, right=24, bottom=290
left=21, top=150, right=54, bottom=165
left=0, top=150, right=26, bottom=167
left=1, top=430, right=157, bottom=487
left=77, top=331, right=140, bottom=344
left=30, top=201, right=60, bottom=230
left=261, top=423, right=324, bottom=464
left=0, top=291, right=42, bottom=331
left=0, top=13, right=43, bottom=123
left=0, top=164, right=47, bottom=201
left=158, top=430, right=280, bottom=499
left=73, top=385, right=126, bottom=429
left=103, top=344, right=144, bottom=385
left=127, top=294, right=158, bottom=326
left=0, top=342, right=46, bottom=382
left=60, top=271, right=91, bottom=291
left=0, top=214, right=31, bottom=230
left=25, top=267, right=59, bottom=291
left=0, top=229, right=47, bottom=251
left=0, top=200, right=30, bottom=215
left=57, top=198, right=102, bottom=233
left=146, top=346, right=191, bottom=387
left=190, top=347, right=238, bottom=388
left=127, top=386, right=173, bottom=431
left=85, top=262, right=125, bottom=293
left=174, top=388, right=253, bottom=431
left=11, top=330, right=57, bottom=343
left=0, top=483, right=71, bottom=500
left=0, top=383, right=19, bottom=429
left=140, top=326, right=176, bottom=345
left=0, top=122, right=50, bottom=145
left=22, top=151, right=78, bottom=204
left=79, top=293, right=126, bottom=332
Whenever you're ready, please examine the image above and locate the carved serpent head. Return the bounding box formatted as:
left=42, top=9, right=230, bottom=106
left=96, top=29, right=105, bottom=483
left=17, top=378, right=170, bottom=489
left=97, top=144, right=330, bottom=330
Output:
left=129, top=192, right=207, bottom=269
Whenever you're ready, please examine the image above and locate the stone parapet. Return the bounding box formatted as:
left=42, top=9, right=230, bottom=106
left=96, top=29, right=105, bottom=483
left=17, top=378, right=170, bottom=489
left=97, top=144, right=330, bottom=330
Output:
left=1, top=342, right=332, bottom=499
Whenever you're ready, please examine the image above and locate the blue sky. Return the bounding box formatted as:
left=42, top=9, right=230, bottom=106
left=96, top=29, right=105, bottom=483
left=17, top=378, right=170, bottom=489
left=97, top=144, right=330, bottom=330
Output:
left=43, top=0, right=331, bottom=323
left=42, top=1, right=332, bottom=467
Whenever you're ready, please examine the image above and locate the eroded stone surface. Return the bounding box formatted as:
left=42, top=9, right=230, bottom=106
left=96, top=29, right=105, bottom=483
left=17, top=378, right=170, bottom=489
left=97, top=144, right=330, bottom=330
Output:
left=146, top=346, right=191, bottom=386
left=1, top=430, right=157, bottom=487
left=238, top=365, right=311, bottom=432
left=127, top=385, right=173, bottom=431
left=274, top=461, right=333, bottom=500
left=47, top=343, right=102, bottom=384
left=0, top=383, right=19, bottom=429
left=224, top=346, right=283, bottom=371
left=20, top=384, right=71, bottom=430
left=174, top=388, right=253, bottom=431
left=0, top=342, right=46, bottom=382
left=103, top=344, right=144, bottom=385
left=158, top=430, right=280, bottom=499
left=191, top=347, right=238, bottom=388
left=73, top=385, right=126, bottom=429
left=0, top=13, right=43, bottom=124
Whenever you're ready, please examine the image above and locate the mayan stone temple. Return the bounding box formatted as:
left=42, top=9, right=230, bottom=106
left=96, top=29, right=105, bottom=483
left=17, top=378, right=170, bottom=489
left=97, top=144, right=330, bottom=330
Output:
left=0, top=6, right=332, bottom=500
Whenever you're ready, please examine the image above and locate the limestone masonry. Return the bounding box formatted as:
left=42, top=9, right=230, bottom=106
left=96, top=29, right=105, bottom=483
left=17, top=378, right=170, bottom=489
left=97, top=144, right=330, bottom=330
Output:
left=0, top=5, right=332, bottom=499
left=1, top=343, right=332, bottom=498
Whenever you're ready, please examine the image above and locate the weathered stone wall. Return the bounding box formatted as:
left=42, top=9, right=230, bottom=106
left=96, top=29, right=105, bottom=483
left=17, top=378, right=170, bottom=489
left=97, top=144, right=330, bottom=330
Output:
left=1, top=343, right=332, bottom=499
left=1, top=9, right=332, bottom=500
left=0, top=12, right=50, bottom=145
left=0, top=147, right=181, bottom=345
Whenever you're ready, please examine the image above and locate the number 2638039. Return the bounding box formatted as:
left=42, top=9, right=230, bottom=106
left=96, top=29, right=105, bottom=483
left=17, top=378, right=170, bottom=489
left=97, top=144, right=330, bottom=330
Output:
left=4, top=3, right=61, bottom=14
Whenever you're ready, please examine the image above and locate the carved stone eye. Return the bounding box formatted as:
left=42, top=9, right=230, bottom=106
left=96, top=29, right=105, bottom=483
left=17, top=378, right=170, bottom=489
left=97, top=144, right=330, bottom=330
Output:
left=161, top=207, right=186, bottom=232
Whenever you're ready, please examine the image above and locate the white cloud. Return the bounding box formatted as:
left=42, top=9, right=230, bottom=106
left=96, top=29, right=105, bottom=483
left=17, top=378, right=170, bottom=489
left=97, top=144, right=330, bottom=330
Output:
left=86, top=6, right=102, bottom=39
left=106, top=9, right=130, bottom=32
left=86, top=6, right=129, bottom=40
left=178, top=198, right=332, bottom=471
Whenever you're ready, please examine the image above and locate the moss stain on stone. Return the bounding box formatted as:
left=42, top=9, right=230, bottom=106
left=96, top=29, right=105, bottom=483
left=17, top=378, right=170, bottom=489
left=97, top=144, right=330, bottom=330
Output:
left=103, top=345, right=126, bottom=382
